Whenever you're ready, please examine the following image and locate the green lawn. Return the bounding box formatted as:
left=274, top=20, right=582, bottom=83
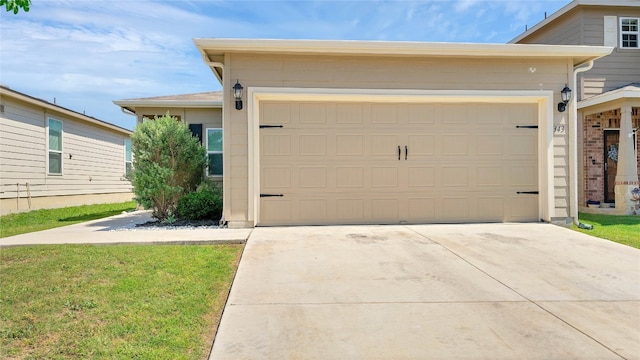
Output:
left=0, top=244, right=243, bottom=359
left=0, top=201, right=137, bottom=238
left=573, top=212, right=640, bottom=249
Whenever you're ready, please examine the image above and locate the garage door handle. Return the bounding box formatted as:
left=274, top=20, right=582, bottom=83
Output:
left=398, top=146, right=401, bottom=160
left=260, top=194, right=284, bottom=197
left=405, top=145, right=408, bottom=160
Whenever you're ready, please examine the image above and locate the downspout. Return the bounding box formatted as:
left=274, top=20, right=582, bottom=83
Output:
left=571, top=60, right=595, bottom=229
left=203, top=57, right=228, bottom=226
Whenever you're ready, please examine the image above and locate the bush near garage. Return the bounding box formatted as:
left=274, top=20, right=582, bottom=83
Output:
left=176, top=184, right=223, bottom=221
left=130, top=113, right=206, bottom=221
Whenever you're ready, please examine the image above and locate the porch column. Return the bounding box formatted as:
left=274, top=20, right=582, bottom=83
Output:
left=615, top=104, right=639, bottom=214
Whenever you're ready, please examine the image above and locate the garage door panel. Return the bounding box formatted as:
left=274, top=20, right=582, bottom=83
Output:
left=508, top=104, right=537, bottom=125
left=262, top=134, right=291, bottom=156
left=408, top=198, right=436, bottom=220
left=441, top=198, right=470, bottom=220
left=336, top=103, right=364, bottom=124
left=476, top=135, right=503, bottom=155
left=262, top=103, right=292, bottom=125
left=442, top=167, right=469, bottom=187
left=441, top=104, right=469, bottom=124
left=336, top=199, right=365, bottom=221
left=408, top=167, right=436, bottom=187
left=509, top=134, right=537, bottom=155
left=441, top=135, right=469, bottom=155
left=407, top=135, right=435, bottom=155
left=299, top=134, right=327, bottom=156
left=335, top=134, right=364, bottom=156
left=407, top=104, right=435, bottom=124
left=263, top=167, right=291, bottom=188
left=298, top=103, right=327, bottom=124
left=299, top=167, right=327, bottom=188
left=371, top=167, right=399, bottom=188
left=262, top=199, right=292, bottom=224
left=477, top=166, right=504, bottom=187
left=336, top=167, right=365, bottom=188
left=371, top=199, right=399, bottom=221
left=477, top=197, right=505, bottom=221
left=299, top=199, right=327, bottom=221
left=371, top=135, right=399, bottom=156
left=371, top=104, right=398, bottom=124
left=510, top=166, right=537, bottom=187
left=260, top=101, right=539, bottom=225
left=476, top=104, right=505, bottom=125
left=509, top=196, right=539, bottom=221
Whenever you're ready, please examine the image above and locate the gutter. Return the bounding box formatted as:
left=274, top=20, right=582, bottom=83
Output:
left=120, top=106, right=136, bottom=117
left=571, top=60, right=596, bottom=230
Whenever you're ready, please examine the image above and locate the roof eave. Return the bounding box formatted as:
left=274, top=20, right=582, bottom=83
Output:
left=509, top=0, right=638, bottom=44
left=1, top=87, right=131, bottom=135
left=578, top=88, right=640, bottom=109
left=194, top=38, right=612, bottom=66
left=113, top=100, right=223, bottom=109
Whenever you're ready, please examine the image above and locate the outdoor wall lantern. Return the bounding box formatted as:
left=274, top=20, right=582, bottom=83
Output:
left=233, top=80, right=243, bottom=110
left=557, top=85, right=572, bottom=112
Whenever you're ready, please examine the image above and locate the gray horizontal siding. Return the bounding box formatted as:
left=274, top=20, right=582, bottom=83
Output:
left=521, top=9, right=583, bottom=45
left=518, top=6, right=640, bottom=100
left=0, top=96, right=132, bottom=199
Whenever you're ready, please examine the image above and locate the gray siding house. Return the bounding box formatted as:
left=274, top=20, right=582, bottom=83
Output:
left=511, top=0, right=640, bottom=215
left=0, top=86, right=133, bottom=215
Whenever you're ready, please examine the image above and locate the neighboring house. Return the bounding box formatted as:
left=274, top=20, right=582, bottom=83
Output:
left=193, top=38, right=610, bottom=228
left=113, top=92, right=223, bottom=179
left=511, top=0, right=640, bottom=214
left=0, top=85, right=133, bottom=215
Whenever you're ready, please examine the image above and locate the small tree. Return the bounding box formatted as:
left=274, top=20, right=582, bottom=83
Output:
left=130, top=113, right=206, bottom=221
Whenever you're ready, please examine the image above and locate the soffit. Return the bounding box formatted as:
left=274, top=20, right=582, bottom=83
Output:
left=195, top=38, right=612, bottom=71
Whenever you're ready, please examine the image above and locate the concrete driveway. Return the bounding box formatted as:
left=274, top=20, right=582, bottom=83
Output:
left=210, top=223, right=640, bottom=359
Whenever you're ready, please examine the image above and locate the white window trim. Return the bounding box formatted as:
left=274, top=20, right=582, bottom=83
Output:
left=47, top=117, right=63, bottom=175
left=206, top=128, right=223, bottom=177
left=124, top=138, right=132, bottom=177
left=620, top=17, right=639, bottom=49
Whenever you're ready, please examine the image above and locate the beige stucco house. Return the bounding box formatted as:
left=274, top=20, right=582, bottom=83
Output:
left=511, top=0, right=640, bottom=214
left=113, top=91, right=223, bottom=179
left=0, top=85, right=133, bottom=215
left=191, top=38, right=611, bottom=228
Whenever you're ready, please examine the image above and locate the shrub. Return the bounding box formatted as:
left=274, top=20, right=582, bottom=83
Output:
left=130, top=113, right=206, bottom=221
left=176, top=188, right=223, bottom=221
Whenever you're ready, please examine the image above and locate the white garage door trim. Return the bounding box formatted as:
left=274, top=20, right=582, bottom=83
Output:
left=247, top=87, right=555, bottom=226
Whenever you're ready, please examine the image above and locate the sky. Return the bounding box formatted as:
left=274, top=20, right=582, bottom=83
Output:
left=0, top=0, right=570, bottom=130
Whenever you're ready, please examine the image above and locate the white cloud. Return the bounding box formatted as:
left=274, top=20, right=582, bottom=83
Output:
left=0, top=0, right=569, bottom=129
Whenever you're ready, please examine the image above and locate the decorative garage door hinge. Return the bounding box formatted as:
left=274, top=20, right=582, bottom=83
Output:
left=260, top=194, right=284, bottom=197
left=516, top=125, right=538, bottom=129
left=516, top=191, right=539, bottom=194
left=259, top=125, right=284, bottom=128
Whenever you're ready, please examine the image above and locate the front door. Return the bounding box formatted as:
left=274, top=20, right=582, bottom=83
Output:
left=604, top=130, right=619, bottom=203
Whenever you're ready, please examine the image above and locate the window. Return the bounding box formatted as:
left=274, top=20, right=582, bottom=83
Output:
left=48, top=118, right=63, bottom=174
left=206, top=128, right=223, bottom=176
left=620, top=17, right=639, bottom=48
left=125, top=139, right=132, bottom=177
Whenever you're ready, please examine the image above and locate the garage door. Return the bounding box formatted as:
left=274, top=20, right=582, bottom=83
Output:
left=259, top=101, right=538, bottom=226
